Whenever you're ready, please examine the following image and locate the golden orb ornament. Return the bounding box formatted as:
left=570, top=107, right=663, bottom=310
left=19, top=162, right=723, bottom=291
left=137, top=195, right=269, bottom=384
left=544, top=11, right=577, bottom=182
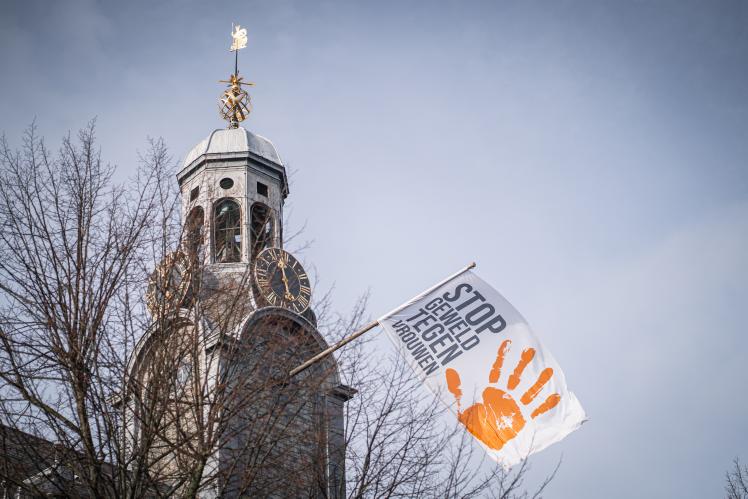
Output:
left=219, top=24, right=255, bottom=128
left=219, top=74, right=253, bottom=127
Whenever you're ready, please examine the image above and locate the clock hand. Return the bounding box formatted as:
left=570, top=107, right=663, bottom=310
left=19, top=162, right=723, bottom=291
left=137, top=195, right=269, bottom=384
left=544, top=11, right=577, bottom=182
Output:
left=278, top=262, right=294, bottom=301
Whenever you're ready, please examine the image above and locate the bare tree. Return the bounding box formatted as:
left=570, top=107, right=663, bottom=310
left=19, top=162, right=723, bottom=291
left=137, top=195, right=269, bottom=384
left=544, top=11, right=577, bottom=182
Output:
left=0, top=120, right=182, bottom=497
left=0, top=122, right=556, bottom=498
left=726, top=459, right=748, bottom=499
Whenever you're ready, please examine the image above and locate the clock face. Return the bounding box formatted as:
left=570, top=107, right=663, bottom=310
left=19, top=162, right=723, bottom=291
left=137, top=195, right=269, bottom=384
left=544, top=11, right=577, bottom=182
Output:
left=254, top=248, right=311, bottom=314
left=146, top=250, right=193, bottom=316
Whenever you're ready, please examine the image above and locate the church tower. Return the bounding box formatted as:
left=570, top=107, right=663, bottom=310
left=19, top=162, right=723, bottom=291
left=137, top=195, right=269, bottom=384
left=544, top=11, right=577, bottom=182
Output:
left=127, top=26, right=353, bottom=498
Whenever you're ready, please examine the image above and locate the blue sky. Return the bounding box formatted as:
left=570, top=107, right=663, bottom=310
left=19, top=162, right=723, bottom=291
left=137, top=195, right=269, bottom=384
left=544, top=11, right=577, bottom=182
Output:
left=2, top=1, right=747, bottom=497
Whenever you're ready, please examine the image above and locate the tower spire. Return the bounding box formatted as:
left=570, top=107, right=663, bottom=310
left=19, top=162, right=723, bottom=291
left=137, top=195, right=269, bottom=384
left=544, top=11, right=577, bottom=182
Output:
left=219, top=24, right=253, bottom=129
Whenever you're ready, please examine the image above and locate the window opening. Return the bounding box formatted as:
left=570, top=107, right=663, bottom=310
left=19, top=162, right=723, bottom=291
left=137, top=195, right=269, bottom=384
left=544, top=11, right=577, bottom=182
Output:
left=214, top=199, right=242, bottom=263
left=185, top=206, right=205, bottom=257
left=250, top=203, right=274, bottom=260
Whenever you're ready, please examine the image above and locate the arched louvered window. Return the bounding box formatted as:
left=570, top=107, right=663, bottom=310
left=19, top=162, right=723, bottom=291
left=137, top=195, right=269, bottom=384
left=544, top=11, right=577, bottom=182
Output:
left=185, top=206, right=204, bottom=257
left=250, top=203, right=274, bottom=260
left=214, top=199, right=242, bottom=263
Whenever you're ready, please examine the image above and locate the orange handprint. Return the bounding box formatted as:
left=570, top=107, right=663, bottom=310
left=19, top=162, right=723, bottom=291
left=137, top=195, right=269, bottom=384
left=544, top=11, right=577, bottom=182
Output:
left=445, top=340, right=561, bottom=451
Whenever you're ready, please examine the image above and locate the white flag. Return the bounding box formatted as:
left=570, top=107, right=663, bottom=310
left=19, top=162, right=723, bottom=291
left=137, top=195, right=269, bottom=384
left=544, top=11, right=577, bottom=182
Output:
left=378, top=270, right=586, bottom=467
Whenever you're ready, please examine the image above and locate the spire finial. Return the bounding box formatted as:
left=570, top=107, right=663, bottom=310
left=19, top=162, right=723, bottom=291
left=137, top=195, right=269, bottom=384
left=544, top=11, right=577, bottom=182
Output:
left=219, top=24, right=253, bottom=129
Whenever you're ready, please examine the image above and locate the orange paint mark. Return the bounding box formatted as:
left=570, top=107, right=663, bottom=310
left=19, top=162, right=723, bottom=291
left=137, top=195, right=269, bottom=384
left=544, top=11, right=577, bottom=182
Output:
left=520, top=367, right=554, bottom=405
left=457, top=387, right=526, bottom=451
left=446, top=368, right=462, bottom=401
left=488, top=340, right=511, bottom=383
left=507, top=348, right=535, bottom=390
left=445, top=343, right=561, bottom=451
left=531, top=393, right=561, bottom=419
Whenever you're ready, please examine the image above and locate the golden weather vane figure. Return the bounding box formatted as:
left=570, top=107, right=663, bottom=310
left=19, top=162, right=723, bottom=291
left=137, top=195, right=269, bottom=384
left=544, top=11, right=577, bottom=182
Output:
left=230, top=24, right=248, bottom=51
left=220, top=23, right=254, bottom=128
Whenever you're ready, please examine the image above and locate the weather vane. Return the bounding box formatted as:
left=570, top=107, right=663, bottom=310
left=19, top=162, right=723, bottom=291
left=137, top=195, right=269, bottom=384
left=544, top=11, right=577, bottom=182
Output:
left=219, top=24, right=254, bottom=128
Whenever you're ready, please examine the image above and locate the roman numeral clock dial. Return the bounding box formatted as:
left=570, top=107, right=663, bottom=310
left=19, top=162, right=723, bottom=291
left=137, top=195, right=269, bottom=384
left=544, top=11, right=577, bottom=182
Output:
left=254, top=248, right=312, bottom=314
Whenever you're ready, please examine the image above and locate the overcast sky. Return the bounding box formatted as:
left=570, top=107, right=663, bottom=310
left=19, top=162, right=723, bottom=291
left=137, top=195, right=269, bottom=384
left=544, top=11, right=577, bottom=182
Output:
left=2, top=1, right=747, bottom=497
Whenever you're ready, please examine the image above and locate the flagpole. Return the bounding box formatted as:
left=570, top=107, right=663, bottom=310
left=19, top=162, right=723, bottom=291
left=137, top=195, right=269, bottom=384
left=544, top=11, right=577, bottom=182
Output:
left=231, top=22, right=237, bottom=75
left=289, top=261, right=476, bottom=377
